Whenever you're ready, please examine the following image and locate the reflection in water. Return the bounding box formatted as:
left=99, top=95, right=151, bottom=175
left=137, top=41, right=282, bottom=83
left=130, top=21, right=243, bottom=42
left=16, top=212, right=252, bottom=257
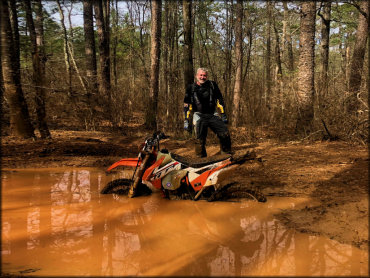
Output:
left=1, top=168, right=368, bottom=276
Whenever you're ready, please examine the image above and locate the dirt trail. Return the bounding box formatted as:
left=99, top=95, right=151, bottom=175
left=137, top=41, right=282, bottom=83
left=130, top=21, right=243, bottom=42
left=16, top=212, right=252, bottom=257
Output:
left=1, top=129, right=368, bottom=250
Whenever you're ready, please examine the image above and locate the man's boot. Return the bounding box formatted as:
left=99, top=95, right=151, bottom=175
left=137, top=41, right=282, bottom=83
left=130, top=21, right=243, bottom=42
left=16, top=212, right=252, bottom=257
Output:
left=219, top=132, right=232, bottom=155
left=195, top=139, right=207, bottom=157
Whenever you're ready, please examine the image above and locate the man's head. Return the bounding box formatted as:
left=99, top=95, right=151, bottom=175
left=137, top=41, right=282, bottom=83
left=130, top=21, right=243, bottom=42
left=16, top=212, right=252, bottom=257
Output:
left=196, top=68, right=208, bottom=85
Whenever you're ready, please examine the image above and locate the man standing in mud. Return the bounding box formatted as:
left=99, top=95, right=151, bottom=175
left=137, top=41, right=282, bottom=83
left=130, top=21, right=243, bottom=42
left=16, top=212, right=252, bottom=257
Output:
left=183, top=68, right=232, bottom=157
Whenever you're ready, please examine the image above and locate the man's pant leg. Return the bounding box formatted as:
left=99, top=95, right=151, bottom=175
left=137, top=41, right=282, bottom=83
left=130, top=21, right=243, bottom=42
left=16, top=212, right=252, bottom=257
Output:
left=193, top=112, right=208, bottom=157
left=209, top=114, right=232, bottom=154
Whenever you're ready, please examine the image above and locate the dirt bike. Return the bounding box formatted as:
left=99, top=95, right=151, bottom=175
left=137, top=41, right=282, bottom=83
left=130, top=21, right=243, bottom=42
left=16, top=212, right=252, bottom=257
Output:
left=101, top=131, right=266, bottom=202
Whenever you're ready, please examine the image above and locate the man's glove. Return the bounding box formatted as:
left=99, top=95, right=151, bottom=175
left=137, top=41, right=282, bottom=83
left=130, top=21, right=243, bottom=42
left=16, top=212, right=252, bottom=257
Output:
left=221, top=113, right=228, bottom=124
left=184, top=119, right=190, bottom=131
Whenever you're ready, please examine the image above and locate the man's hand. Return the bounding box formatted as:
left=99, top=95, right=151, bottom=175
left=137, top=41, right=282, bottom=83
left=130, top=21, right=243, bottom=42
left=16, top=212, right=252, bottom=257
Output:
left=221, top=114, right=228, bottom=124
left=184, top=119, right=190, bottom=131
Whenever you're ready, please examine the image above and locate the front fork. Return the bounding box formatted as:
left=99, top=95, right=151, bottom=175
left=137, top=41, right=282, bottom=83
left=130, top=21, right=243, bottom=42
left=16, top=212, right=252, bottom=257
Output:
left=128, top=152, right=150, bottom=198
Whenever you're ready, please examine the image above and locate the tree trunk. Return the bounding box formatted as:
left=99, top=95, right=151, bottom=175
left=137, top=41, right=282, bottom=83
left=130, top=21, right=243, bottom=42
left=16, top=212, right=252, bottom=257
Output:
left=368, top=0, right=370, bottom=103
left=242, top=14, right=253, bottom=85
left=24, top=0, right=51, bottom=139
left=34, top=0, right=46, bottom=77
left=104, top=0, right=110, bottom=37
left=112, top=0, right=118, bottom=86
left=345, top=38, right=351, bottom=84
left=283, top=2, right=294, bottom=72
left=223, top=0, right=233, bottom=110
left=8, top=0, right=21, bottom=76
left=296, top=1, right=316, bottom=135
left=146, top=0, right=162, bottom=130
left=174, top=3, right=181, bottom=133
left=163, top=0, right=170, bottom=128
left=59, top=1, right=88, bottom=98
left=232, top=0, right=243, bottom=127
left=56, top=0, right=73, bottom=96
left=83, top=0, right=98, bottom=95
left=318, top=1, right=331, bottom=98
left=346, top=1, right=368, bottom=114
left=183, top=0, right=194, bottom=89
left=1, top=0, right=35, bottom=138
left=94, top=0, right=112, bottom=124
left=168, top=1, right=178, bottom=131
left=83, top=0, right=98, bottom=128
left=0, top=22, right=3, bottom=95
left=265, top=1, right=272, bottom=109
left=273, top=16, right=283, bottom=77
left=273, top=7, right=283, bottom=116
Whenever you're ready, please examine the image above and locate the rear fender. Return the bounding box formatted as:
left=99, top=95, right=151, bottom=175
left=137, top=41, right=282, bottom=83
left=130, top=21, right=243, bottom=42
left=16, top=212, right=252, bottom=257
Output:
left=189, top=161, right=232, bottom=191
left=107, top=158, right=141, bottom=172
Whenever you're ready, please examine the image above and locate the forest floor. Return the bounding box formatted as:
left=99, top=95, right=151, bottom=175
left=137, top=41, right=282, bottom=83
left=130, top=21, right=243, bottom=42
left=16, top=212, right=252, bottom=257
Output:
left=1, top=126, right=368, bottom=251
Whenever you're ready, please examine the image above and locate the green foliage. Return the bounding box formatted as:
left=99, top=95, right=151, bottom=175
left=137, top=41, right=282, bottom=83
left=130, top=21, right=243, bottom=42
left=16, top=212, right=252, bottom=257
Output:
left=330, top=2, right=359, bottom=47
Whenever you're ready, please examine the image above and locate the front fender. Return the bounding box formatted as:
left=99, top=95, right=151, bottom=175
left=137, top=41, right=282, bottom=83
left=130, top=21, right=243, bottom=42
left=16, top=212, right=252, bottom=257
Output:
left=107, top=158, right=141, bottom=171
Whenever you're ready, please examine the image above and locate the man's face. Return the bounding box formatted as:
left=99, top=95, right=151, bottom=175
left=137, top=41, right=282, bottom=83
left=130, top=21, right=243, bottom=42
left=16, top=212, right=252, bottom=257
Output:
left=196, top=70, right=208, bottom=84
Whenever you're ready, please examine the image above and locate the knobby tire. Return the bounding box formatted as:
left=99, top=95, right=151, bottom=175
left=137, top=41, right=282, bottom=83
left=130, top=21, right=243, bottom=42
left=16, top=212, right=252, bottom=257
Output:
left=101, top=178, right=131, bottom=194
left=208, top=183, right=267, bottom=202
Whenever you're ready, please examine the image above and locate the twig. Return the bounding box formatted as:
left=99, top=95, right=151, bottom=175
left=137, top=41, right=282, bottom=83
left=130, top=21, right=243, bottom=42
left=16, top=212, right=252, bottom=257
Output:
left=302, top=130, right=323, bottom=141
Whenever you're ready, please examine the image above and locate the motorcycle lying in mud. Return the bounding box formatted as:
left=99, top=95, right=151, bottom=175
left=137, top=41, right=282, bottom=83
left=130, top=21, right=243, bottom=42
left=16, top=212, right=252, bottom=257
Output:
left=101, top=132, right=266, bottom=202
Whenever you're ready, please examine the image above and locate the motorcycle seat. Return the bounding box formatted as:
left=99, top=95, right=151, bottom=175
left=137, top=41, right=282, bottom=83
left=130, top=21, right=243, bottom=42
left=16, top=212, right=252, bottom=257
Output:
left=170, top=153, right=231, bottom=168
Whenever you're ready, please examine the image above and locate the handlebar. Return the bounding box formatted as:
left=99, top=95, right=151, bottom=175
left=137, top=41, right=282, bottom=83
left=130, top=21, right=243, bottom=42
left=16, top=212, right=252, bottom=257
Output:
left=153, top=131, right=169, bottom=140
left=142, top=131, right=169, bottom=152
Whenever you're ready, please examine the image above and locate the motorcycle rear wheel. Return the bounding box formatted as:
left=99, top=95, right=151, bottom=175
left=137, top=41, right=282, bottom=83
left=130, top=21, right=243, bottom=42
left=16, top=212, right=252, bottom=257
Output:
left=208, top=183, right=266, bottom=202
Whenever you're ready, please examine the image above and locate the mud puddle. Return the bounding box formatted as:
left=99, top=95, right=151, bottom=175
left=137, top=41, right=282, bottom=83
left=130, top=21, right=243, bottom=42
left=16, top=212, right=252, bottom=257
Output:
left=1, top=168, right=368, bottom=276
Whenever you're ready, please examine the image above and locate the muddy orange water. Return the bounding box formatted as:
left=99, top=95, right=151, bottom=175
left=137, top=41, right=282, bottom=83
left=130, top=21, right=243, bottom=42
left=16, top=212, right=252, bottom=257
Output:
left=1, top=168, right=368, bottom=276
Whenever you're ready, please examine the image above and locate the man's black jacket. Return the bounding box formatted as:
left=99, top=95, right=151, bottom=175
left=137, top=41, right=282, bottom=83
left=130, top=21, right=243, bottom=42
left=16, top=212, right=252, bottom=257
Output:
left=184, top=80, right=226, bottom=115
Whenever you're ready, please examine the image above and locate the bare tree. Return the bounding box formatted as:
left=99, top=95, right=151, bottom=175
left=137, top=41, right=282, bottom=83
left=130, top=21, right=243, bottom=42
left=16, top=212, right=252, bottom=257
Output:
left=273, top=14, right=283, bottom=78
left=368, top=0, right=370, bottom=102
left=56, top=0, right=73, bottom=96
left=223, top=0, right=233, bottom=109
left=111, top=0, right=118, bottom=86
left=83, top=0, right=98, bottom=127
left=1, top=0, right=35, bottom=138
left=232, top=0, right=243, bottom=127
left=34, top=0, right=47, bottom=84
left=296, top=1, right=316, bottom=135
left=163, top=0, right=170, bottom=127
left=318, top=1, right=331, bottom=98
left=8, top=0, right=21, bottom=75
left=83, top=0, right=98, bottom=95
left=94, top=0, right=112, bottom=123
left=163, top=0, right=180, bottom=129
left=0, top=28, right=3, bottom=96
left=167, top=1, right=180, bottom=131
left=283, top=2, right=294, bottom=72
left=346, top=1, right=368, bottom=114
left=23, top=0, right=51, bottom=138
left=272, top=5, right=283, bottom=113
left=183, top=0, right=194, bottom=89
left=146, top=0, right=162, bottom=130
left=265, top=1, right=272, bottom=109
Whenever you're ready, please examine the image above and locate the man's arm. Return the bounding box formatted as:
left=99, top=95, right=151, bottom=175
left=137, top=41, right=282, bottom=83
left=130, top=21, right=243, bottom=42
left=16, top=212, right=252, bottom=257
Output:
left=184, top=85, right=193, bottom=131
left=184, top=84, right=193, bottom=120
left=184, top=103, right=192, bottom=120
left=212, top=81, right=228, bottom=123
left=212, top=82, right=226, bottom=112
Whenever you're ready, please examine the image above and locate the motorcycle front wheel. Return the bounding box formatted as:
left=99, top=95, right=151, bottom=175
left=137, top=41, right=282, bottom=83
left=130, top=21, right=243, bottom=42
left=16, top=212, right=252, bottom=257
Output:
left=101, top=178, right=131, bottom=194
left=208, top=183, right=267, bottom=202
left=101, top=178, right=152, bottom=196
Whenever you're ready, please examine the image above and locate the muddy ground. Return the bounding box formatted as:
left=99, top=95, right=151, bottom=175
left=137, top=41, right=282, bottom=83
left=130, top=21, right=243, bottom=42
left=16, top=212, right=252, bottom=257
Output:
left=1, top=128, right=368, bottom=251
